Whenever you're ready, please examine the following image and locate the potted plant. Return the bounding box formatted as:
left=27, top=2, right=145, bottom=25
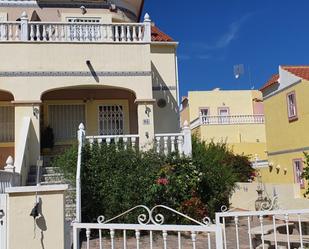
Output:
left=41, top=126, right=54, bottom=153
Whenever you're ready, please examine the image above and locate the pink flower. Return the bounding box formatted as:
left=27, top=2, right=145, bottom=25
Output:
left=156, top=178, right=169, bottom=185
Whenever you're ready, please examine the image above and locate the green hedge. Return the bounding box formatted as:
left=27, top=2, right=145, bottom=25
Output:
left=54, top=137, right=254, bottom=222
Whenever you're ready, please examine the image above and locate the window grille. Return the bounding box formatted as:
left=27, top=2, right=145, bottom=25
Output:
left=98, top=105, right=124, bottom=135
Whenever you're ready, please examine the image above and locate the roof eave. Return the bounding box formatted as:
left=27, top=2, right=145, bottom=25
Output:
left=151, top=41, right=179, bottom=47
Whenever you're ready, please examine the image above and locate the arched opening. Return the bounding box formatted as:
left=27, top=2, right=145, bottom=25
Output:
left=41, top=86, right=138, bottom=149
left=0, top=90, right=14, bottom=169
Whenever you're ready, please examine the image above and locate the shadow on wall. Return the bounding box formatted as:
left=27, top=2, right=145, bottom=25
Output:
left=151, top=62, right=180, bottom=133
left=35, top=197, right=47, bottom=249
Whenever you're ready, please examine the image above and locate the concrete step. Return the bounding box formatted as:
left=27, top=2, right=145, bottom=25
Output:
left=42, top=173, right=65, bottom=183
left=26, top=150, right=76, bottom=222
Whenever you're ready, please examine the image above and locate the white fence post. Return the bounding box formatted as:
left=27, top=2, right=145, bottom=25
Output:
left=20, top=11, right=29, bottom=41
left=215, top=213, right=224, bottom=249
left=76, top=123, right=85, bottom=249
left=182, top=121, right=192, bottom=156
left=143, top=13, right=151, bottom=42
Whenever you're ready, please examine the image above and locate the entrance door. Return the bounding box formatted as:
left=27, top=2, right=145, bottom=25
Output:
left=0, top=194, right=7, bottom=249
left=98, top=105, right=124, bottom=135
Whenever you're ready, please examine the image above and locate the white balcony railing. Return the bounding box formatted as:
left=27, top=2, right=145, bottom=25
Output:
left=86, top=134, right=139, bottom=150
left=191, top=114, right=265, bottom=128
left=0, top=12, right=152, bottom=43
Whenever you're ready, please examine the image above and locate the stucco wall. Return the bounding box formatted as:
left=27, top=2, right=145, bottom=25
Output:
left=196, top=124, right=267, bottom=159
left=261, top=79, right=309, bottom=189
left=264, top=79, right=309, bottom=153
left=259, top=152, right=307, bottom=195
left=231, top=182, right=309, bottom=211
left=0, top=43, right=152, bottom=100
left=7, top=185, right=67, bottom=249
left=150, top=44, right=179, bottom=133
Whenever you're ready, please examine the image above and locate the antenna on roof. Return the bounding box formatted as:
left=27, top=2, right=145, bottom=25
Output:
left=233, top=64, right=244, bottom=79
left=233, top=64, right=254, bottom=89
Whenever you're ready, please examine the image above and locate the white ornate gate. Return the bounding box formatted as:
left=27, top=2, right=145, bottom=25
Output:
left=0, top=194, right=7, bottom=249
left=73, top=205, right=223, bottom=249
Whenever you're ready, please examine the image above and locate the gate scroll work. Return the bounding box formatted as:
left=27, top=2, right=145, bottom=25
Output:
left=73, top=205, right=224, bottom=249
left=73, top=202, right=309, bottom=249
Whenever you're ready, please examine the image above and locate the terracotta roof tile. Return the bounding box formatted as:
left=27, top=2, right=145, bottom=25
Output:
left=260, top=74, right=279, bottom=92
left=260, top=66, right=309, bottom=92
left=151, top=26, right=174, bottom=42
left=281, top=66, right=309, bottom=81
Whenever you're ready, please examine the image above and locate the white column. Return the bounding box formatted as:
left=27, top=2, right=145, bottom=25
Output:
left=135, top=99, right=155, bottom=151
left=20, top=11, right=29, bottom=41
left=143, top=13, right=151, bottom=43
left=182, top=120, right=192, bottom=157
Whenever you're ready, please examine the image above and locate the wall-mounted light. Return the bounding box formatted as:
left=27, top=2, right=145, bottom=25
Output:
left=109, top=3, right=117, bottom=12
left=80, top=5, right=87, bottom=15
left=32, top=105, right=39, bottom=119
left=284, top=168, right=288, bottom=175
left=276, top=164, right=281, bottom=173
left=145, top=106, right=151, bottom=117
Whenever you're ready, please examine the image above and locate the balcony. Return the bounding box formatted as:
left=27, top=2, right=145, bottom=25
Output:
left=0, top=12, right=151, bottom=43
left=191, top=114, right=265, bottom=128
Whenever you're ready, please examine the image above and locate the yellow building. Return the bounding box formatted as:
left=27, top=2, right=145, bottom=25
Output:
left=181, top=89, right=267, bottom=161
left=0, top=1, right=184, bottom=186
left=260, top=65, right=309, bottom=195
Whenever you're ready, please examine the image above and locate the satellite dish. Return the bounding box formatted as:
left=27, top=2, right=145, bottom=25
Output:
left=234, top=64, right=244, bottom=79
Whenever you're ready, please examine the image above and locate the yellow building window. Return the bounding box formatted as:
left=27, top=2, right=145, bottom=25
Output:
left=287, top=91, right=298, bottom=121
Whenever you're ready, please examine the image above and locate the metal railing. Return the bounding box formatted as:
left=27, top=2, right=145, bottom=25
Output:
left=216, top=207, right=309, bottom=249
left=73, top=205, right=221, bottom=249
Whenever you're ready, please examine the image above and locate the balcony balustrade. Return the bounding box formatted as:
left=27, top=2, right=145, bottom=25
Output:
left=0, top=12, right=151, bottom=43
left=191, top=114, right=265, bottom=128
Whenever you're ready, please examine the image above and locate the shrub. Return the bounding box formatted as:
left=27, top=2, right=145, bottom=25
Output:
left=54, top=137, right=253, bottom=222
left=302, top=152, right=309, bottom=197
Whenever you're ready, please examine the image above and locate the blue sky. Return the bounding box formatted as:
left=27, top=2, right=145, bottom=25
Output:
left=143, top=0, right=309, bottom=98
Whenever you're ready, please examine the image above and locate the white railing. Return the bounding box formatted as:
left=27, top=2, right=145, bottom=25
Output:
left=0, top=156, right=18, bottom=193
left=155, top=121, right=192, bottom=156
left=14, top=117, right=31, bottom=186
left=0, top=21, right=21, bottom=41
left=0, top=12, right=152, bottom=43
left=73, top=205, right=222, bottom=249
left=216, top=206, right=309, bottom=249
left=86, top=134, right=139, bottom=150
left=191, top=114, right=265, bottom=128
